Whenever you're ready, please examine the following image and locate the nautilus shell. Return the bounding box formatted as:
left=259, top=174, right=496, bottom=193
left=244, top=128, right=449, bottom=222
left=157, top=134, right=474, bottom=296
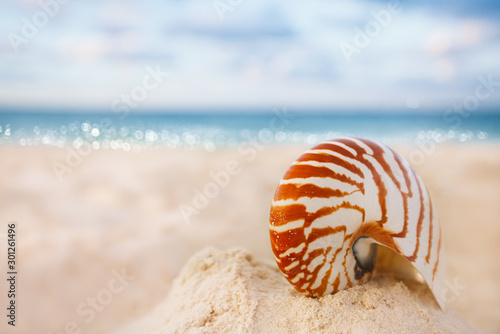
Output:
left=269, top=137, right=446, bottom=308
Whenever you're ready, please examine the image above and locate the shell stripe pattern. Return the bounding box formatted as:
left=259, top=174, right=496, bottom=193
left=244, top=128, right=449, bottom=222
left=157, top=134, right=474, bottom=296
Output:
left=269, top=137, right=446, bottom=308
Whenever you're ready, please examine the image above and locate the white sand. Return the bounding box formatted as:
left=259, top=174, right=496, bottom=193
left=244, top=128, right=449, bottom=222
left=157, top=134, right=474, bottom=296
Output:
left=117, top=247, right=478, bottom=334
left=0, top=143, right=499, bottom=333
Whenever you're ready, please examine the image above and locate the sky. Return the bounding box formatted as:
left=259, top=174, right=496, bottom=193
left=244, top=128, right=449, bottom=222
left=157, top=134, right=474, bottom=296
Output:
left=0, top=0, right=499, bottom=112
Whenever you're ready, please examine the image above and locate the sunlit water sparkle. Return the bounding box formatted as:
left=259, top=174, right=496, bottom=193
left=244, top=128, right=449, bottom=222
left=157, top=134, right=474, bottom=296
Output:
left=0, top=111, right=499, bottom=152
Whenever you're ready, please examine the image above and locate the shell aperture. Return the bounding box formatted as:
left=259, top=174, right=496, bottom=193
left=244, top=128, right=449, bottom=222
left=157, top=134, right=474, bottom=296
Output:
left=269, top=137, right=446, bottom=309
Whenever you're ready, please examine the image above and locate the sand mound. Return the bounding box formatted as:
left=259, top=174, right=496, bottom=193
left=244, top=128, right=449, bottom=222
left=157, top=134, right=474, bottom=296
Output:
left=118, top=248, right=477, bottom=334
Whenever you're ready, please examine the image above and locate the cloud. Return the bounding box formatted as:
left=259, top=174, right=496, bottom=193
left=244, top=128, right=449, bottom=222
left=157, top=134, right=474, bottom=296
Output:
left=0, top=0, right=499, bottom=110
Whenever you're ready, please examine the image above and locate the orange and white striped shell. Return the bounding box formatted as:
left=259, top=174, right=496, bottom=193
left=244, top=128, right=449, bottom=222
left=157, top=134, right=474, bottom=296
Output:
left=269, top=137, right=446, bottom=308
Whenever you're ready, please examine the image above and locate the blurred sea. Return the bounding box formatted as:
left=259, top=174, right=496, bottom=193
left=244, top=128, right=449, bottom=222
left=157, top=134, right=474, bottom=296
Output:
left=0, top=109, right=499, bottom=151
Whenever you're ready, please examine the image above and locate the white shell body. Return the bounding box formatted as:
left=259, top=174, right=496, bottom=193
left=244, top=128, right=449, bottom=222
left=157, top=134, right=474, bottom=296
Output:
left=269, top=137, right=446, bottom=308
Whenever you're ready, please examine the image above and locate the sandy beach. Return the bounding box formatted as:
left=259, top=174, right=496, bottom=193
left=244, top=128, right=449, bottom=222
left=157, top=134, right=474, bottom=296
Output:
left=116, top=247, right=479, bottom=333
left=1, top=142, right=499, bottom=333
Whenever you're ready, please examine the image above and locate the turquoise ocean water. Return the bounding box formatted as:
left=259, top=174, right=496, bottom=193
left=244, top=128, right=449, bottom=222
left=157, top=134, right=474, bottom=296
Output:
left=0, top=109, right=499, bottom=151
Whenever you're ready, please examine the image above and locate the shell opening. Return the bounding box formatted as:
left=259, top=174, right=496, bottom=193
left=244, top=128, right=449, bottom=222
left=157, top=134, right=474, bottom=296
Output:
left=352, top=236, right=378, bottom=279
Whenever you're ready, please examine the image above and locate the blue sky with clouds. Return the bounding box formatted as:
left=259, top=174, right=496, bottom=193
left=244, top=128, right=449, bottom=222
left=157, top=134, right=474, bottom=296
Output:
left=1, top=0, right=499, bottom=112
